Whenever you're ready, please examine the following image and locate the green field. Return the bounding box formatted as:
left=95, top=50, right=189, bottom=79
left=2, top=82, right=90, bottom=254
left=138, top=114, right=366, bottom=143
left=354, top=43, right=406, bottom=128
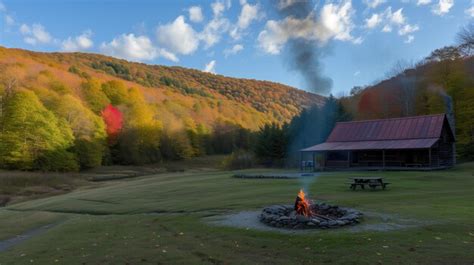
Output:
left=0, top=163, right=473, bottom=264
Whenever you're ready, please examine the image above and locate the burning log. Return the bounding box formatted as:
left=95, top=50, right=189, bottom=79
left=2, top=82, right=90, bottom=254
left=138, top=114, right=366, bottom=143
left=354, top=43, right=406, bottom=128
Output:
left=312, top=213, right=335, bottom=221
left=294, top=189, right=312, bottom=217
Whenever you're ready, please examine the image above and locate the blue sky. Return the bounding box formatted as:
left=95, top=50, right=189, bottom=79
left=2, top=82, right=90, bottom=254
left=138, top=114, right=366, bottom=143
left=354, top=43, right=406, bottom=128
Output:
left=0, top=0, right=472, bottom=96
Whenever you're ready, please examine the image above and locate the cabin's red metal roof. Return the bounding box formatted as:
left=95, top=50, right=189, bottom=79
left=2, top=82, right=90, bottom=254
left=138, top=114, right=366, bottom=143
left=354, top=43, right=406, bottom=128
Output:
left=301, top=114, right=451, bottom=152
left=326, top=114, right=447, bottom=142
left=301, top=138, right=439, bottom=152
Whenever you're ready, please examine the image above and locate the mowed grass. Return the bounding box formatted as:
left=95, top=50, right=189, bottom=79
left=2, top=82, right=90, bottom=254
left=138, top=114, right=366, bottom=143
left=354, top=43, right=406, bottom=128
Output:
left=0, top=163, right=473, bottom=264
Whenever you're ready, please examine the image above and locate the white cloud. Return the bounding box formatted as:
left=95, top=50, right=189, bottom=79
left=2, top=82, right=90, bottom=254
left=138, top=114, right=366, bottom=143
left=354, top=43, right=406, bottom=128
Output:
left=61, top=30, right=94, bottom=51
left=365, top=13, right=382, bottom=28
left=398, top=24, right=419, bottom=35
left=4, top=14, right=14, bottom=26
left=212, top=1, right=226, bottom=17
left=19, top=23, right=53, bottom=45
left=258, top=1, right=358, bottom=54
left=432, top=0, right=454, bottom=16
left=100, top=33, right=177, bottom=62
left=224, top=44, right=244, bottom=56
left=157, top=15, right=199, bottom=55
left=203, top=60, right=216, bottom=74
left=188, top=6, right=203, bottom=23
left=0, top=2, right=5, bottom=12
left=364, top=7, right=419, bottom=42
left=277, top=0, right=298, bottom=10
left=466, top=5, right=474, bottom=17
left=352, top=36, right=364, bottom=44
left=364, top=0, right=386, bottom=9
left=200, top=1, right=231, bottom=48
left=230, top=1, right=262, bottom=40
left=417, top=0, right=432, bottom=5
left=353, top=70, right=361, bottom=76
left=237, top=2, right=260, bottom=29
left=158, top=49, right=179, bottom=62
left=405, top=35, right=415, bottom=43
left=382, top=25, right=392, bottom=32
left=389, top=8, right=405, bottom=25
left=201, top=17, right=230, bottom=48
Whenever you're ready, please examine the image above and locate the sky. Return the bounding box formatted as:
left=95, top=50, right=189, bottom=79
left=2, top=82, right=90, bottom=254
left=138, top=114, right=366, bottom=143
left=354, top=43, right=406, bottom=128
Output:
left=0, top=0, right=473, bottom=96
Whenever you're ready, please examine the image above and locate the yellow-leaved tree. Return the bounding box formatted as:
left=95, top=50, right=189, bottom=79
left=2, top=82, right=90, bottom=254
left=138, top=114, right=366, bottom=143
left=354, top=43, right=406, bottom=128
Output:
left=0, top=90, right=78, bottom=170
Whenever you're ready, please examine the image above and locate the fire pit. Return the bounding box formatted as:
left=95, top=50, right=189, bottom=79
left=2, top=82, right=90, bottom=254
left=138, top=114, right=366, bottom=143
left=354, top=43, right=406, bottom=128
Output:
left=259, top=189, right=363, bottom=229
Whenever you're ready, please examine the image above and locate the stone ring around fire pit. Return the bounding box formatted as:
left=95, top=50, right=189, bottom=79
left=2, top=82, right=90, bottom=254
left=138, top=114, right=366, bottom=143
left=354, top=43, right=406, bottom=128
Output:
left=259, top=203, right=363, bottom=229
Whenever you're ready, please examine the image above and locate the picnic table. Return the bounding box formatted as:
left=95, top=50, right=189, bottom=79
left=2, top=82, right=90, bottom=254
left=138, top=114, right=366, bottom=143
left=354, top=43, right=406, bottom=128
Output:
left=347, top=177, right=390, bottom=190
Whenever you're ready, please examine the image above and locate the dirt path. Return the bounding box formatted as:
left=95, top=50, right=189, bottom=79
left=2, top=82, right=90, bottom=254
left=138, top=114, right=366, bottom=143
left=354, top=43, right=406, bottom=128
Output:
left=0, top=221, right=63, bottom=253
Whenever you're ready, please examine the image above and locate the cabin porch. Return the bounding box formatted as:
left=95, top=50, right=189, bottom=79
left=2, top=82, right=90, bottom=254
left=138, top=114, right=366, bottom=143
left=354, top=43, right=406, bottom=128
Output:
left=301, top=146, right=454, bottom=171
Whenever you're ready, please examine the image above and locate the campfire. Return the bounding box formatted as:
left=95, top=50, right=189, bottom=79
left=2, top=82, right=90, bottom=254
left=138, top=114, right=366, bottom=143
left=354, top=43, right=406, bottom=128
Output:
left=259, top=189, right=363, bottom=229
left=294, top=189, right=312, bottom=217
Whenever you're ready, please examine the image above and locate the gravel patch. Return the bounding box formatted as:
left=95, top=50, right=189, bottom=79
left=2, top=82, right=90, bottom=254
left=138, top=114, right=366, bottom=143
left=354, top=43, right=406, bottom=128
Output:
left=205, top=209, right=433, bottom=234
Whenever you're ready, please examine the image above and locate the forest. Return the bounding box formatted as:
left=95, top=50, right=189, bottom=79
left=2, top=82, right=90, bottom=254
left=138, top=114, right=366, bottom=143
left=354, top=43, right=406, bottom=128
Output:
left=0, top=46, right=323, bottom=171
left=0, top=23, right=473, bottom=171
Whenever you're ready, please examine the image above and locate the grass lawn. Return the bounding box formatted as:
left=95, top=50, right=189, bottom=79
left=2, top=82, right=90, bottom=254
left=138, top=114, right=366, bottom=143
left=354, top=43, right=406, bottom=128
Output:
left=0, top=162, right=473, bottom=264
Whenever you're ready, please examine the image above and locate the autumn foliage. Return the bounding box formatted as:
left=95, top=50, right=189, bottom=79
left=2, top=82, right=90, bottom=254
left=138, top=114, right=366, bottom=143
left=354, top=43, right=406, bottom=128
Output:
left=0, top=46, right=322, bottom=170
left=101, top=104, right=123, bottom=144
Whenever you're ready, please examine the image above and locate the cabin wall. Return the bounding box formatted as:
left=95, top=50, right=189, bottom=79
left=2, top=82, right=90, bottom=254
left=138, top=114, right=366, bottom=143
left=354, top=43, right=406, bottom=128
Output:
left=325, top=149, right=436, bottom=169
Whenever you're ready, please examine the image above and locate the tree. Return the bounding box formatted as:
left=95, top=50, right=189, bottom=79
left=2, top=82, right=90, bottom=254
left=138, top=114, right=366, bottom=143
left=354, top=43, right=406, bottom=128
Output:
left=457, top=22, right=474, bottom=56
left=115, top=87, right=162, bottom=164
left=425, top=46, right=462, bottom=62
left=255, top=123, right=288, bottom=166
left=53, top=95, right=107, bottom=168
left=82, top=78, right=110, bottom=113
left=102, top=80, right=129, bottom=105
left=102, top=104, right=123, bottom=145
left=159, top=131, right=193, bottom=161
left=0, top=90, right=78, bottom=171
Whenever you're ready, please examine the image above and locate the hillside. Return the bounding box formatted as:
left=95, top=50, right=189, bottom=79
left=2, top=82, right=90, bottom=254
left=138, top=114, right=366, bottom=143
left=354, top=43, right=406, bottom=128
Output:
left=0, top=47, right=324, bottom=131
left=340, top=50, right=474, bottom=159
left=0, top=46, right=324, bottom=170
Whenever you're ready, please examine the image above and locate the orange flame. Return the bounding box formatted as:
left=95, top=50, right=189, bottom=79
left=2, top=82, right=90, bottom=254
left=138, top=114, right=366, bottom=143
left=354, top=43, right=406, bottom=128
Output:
left=295, top=189, right=312, bottom=217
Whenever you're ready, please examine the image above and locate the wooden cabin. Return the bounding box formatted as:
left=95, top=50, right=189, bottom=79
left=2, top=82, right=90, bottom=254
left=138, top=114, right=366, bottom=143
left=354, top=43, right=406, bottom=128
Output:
left=300, top=114, right=455, bottom=171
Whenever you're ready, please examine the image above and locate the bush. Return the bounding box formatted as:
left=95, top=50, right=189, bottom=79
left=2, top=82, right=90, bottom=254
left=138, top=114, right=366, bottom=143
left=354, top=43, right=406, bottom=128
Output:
left=35, top=149, right=79, bottom=172
left=223, top=150, right=255, bottom=170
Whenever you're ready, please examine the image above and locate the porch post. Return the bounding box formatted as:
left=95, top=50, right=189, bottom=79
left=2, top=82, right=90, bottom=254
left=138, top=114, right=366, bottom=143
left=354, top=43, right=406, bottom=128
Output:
left=382, top=150, right=385, bottom=169
left=323, top=151, right=327, bottom=171
left=347, top=150, right=351, bottom=168
left=429, top=148, right=432, bottom=167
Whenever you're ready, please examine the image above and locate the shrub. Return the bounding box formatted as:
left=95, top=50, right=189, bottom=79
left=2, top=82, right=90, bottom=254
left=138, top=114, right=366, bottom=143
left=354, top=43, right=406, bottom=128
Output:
left=223, top=150, right=255, bottom=170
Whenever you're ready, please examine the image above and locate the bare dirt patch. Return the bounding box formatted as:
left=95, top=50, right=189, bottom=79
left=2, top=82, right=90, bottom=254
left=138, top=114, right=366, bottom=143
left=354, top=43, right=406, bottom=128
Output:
left=205, top=210, right=434, bottom=234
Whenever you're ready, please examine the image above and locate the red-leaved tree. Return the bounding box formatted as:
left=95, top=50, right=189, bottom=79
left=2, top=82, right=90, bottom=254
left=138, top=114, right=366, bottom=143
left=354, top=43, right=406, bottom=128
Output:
left=101, top=104, right=123, bottom=145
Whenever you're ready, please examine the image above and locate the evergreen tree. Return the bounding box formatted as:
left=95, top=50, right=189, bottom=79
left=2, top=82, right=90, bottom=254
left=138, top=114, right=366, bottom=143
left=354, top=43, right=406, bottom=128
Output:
left=254, top=123, right=288, bottom=166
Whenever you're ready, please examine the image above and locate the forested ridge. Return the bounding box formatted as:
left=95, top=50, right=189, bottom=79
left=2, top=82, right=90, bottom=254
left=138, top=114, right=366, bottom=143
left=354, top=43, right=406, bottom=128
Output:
left=0, top=46, right=323, bottom=171
left=339, top=47, right=474, bottom=160
left=1, top=31, right=473, bottom=172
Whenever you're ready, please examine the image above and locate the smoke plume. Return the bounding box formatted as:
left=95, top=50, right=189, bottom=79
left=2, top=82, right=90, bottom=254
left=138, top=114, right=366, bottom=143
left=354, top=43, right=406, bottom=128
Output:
left=277, top=0, right=333, bottom=95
